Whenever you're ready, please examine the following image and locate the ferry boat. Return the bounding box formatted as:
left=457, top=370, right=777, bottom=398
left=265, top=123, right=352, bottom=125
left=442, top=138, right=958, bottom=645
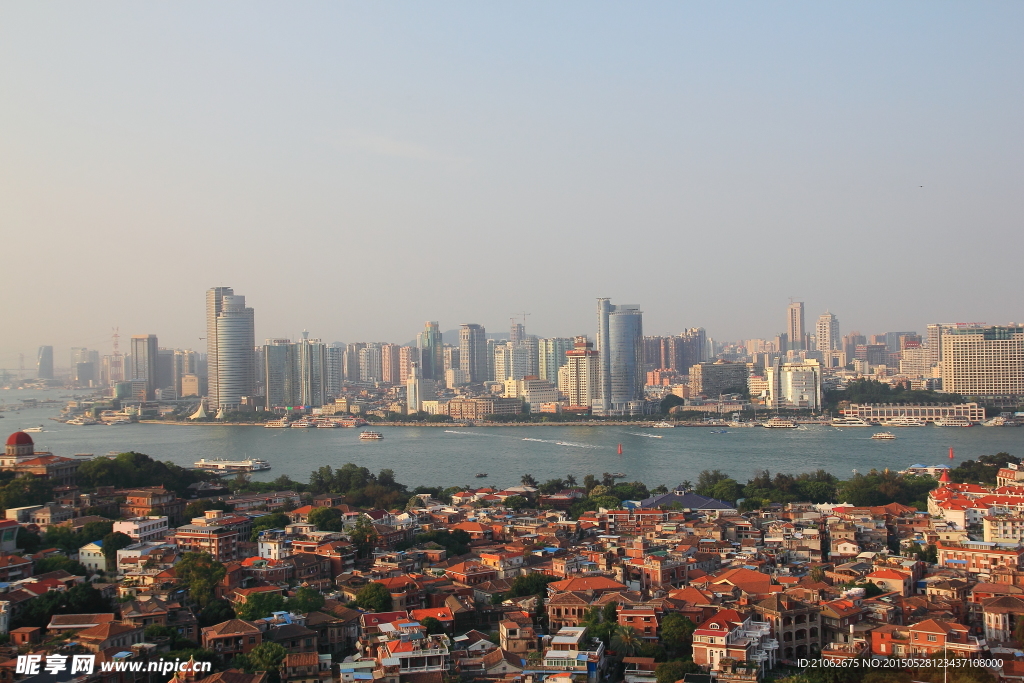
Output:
left=359, top=430, right=383, bottom=440
left=290, top=420, right=314, bottom=428
left=106, top=418, right=131, bottom=425
left=762, top=417, right=798, bottom=428
left=195, top=457, right=272, bottom=472
left=983, top=416, right=1019, bottom=427
left=830, top=417, right=872, bottom=427
left=882, top=417, right=926, bottom=427
left=264, top=419, right=290, bottom=428
left=315, top=420, right=339, bottom=428
left=21, top=425, right=44, bottom=432
left=871, top=432, right=897, bottom=440
left=651, top=421, right=675, bottom=428
left=66, top=416, right=99, bottom=426
left=933, top=416, right=973, bottom=427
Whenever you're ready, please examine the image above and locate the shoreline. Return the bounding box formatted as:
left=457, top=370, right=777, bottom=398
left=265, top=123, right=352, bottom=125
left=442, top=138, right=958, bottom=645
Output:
left=136, top=420, right=819, bottom=428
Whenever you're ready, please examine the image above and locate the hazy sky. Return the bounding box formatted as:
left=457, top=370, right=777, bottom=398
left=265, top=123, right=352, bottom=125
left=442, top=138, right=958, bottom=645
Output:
left=2, top=2, right=1022, bottom=367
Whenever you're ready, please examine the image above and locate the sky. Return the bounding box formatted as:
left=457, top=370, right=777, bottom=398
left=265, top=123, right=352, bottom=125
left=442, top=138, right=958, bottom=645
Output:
left=1, top=2, right=1022, bottom=367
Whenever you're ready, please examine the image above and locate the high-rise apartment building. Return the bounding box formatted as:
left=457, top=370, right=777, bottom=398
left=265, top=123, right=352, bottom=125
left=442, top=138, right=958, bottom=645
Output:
left=689, top=361, right=750, bottom=399
left=815, top=312, right=840, bottom=353
left=399, top=346, right=419, bottom=383
left=443, top=345, right=460, bottom=373
left=563, top=337, right=599, bottom=408
left=380, top=343, right=401, bottom=385
left=130, top=335, right=159, bottom=400
left=940, top=325, right=1024, bottom=401
left=358, top=344, right=383, bottom=384
left=417, top=322, right=444, bottom=381
left=405, top=362, right=435, bottom=413
left=537, top=338, right=573, bottom=384
left=298, top=335, right=328, bottom=406
left=787, top=301, right=806, bottom=352
left=766, top=359, right=822, bottom=410
left=343, top=343, right=365, bottom=382
left=326, top=344, right=345, bottom=397
left=595, top=299, right=644, bottom=416
left=212, top=294, right=255, bottom=409
left=459, top=324, right=488, bottom=384
left=264, top=339, right=298, bottom=408
left=36, top=346, right=53, bottom=380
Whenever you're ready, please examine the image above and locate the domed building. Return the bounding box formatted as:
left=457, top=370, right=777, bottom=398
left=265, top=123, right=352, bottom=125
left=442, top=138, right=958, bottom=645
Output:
left=1, top=431, right=79, bottom=486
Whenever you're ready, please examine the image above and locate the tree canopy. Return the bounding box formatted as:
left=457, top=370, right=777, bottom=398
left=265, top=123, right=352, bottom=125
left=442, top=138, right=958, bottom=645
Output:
left=354, top=582, right=392, bottom=612
left=175, top=552, right=227, bottom=608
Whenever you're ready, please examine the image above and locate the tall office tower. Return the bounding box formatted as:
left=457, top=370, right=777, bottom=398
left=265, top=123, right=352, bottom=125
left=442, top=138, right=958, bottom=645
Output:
left=940, top=325, right=1024, bottom=401
left=381, top=343, right=401, bottom=385
left=298, top=335, right=328, bottom=407
left=816, top=312, right=841, bottom=356
left=786, top=301, right=806, bottom=351
left=206, top=286, right=234, bottom=402
left=129, top=335, right=159, bottom=400
left=443, top=345, right=460, bottom=372
left=522, top=336, right=539, bottom=378
left=214, top=294, right=256, bottom=409
left=70, top=347, right=91, bottom=369
left=537, top=338, right=573, bottom=384
left=564, top=336, right=599, bottom=407
left=459, top=324, right=488, bottom=383
left=417, top=322, right=444, bottom=381
left=358, top=344, right=383, bottom=384
left=766, top=359, right=822, bottom=410
left=642, top=337, right=664, bottom=371
left=843, top=332, right=866, bottom=362
left=510, top=322, right=525, bottom=345
left=156, top=348, right=175, bottom=398
left=399, top=346, right=419, bottom=383
left=885, top=331, right=917, bottom=354
left=264, top=339, right=297, bottom=408
left=596, top=299, right=644, bottom=415
left=343, top=343, right=365, bottom=382
left=325, top=344, right=344, bottom=397
left=36, top=346, right=53, bottom=380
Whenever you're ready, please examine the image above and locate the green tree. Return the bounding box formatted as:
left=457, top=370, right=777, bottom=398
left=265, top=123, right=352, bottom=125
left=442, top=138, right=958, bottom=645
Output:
left=503, top=495, right=529, bottom=511
left=33, top=556, right=88, bottom=576
left=175, top=552, right=227, bottom=608
left=349, top=516, right=378, bottom=558
left=696, top=470, right=730, bottom=496
left=16, top=527, right=41, bottom=554
left=611, top=625, right=642, bottom=657
left=237, top=591, right=287, bottom=620
left=420, top=616, right=445, bottom=635
left=809, top=566, right=827, bottom=583
left=249, top=512, right=291, bottom=541
left=655, top=660, right=700, bottom=683
left=101, top=532, right=135, bottom=572
left=233, top=642, right=287, bottom=675
left=198, top=599, right=236, bottom=627
left=355, top=582, right=392, bottom=612
left=660, top=613, right=695, bottom=659
left=507, top=573, right=558, bottom=598
left=287, top=587, right=325, bottom=614
left=308, top=507, right=344, bottom=532
left=520, top=474, right=538, bottom=487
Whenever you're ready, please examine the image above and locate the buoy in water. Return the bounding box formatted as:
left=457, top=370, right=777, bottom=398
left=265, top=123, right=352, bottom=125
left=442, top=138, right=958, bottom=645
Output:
left=617, top=443, right=623, bottom=455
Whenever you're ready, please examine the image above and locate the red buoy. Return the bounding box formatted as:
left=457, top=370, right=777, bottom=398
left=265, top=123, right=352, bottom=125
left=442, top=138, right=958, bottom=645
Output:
left=949, top=446, right=955, bottom=460
left=617, top=443, right=623, bottom=455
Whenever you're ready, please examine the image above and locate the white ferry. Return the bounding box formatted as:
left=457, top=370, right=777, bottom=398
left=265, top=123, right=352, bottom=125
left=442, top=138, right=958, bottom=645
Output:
left=934, top=416, right=973, bottom=427
left=359, top=430, right=384, bottom=441
left=66, top=416, right=99, bottom=426
left=830, top=417, right=872, bottom=427
left=762, top=417, right=798, bottom=429
left=871, top=432, right=897, bottom=440
left=315, top=420, right=339, bottom=428
left=290, top=420, right=314, bottom=428
left=264, top=419, right=290, bottom=428
left=651, top=421, right=675, bottom=428
left=195, top=457, right=271, bottom=472
left=882, top=417, right=926, bottom=427
left=21, top=425, right=44, bottom=433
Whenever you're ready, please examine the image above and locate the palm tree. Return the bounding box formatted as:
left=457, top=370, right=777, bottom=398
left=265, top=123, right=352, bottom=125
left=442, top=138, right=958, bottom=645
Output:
left=521, top=474, right=538, bottom=487
left=809, top=566, right=827, bottom=583
left=611, top=625, right=642, bottom=657
left=680, top=480, right=693, bottom=492
left=565, top=474, right=578, bottom=488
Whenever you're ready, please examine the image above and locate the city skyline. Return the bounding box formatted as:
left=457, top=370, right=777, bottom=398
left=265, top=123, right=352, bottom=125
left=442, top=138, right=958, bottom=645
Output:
left=2, top=3, right=1022, bottom=364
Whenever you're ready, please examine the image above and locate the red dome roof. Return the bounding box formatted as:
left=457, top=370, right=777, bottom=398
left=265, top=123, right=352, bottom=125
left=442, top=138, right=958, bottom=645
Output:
left=6, top=432, right=34, bottom=446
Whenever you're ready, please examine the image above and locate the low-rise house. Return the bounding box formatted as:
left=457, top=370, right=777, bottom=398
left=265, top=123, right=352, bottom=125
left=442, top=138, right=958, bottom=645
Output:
left=114, top=516, right=170, bottom=543
left=46, top=613, right=116, bottom=633
left=202, top=619, right=263, bottom=661
left=79, top=540, right=106, bottom=573
left=77, top=622, right=145, bottom=653
left=691, top=609, right=777, bottom=673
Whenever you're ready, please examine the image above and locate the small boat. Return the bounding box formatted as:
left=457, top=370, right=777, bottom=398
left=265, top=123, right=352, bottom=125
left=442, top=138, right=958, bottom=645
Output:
left=651, top=421, right=675, bottom=428
left=475, top=473, right=488, bottom=478
left=66, top=417, right=99, bottom=426
left=762, top=417, right=797, bottom=429
left=710, top=429, right=728, bottom=434
left=106, top=418, right=131, bottom=425
left=359, top=430, right=383, bottom=440
left=871, top=432, right=897, bottom=440
left=611, top=472, right=626, bottom=478
left=21, top=426, right=44, bottom=433
left=195, top=457, right=272, bottom=472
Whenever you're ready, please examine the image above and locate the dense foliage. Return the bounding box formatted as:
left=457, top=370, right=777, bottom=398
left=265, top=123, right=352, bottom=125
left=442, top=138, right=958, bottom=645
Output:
left=308, top=464, right=408, bottom=508
left=949, top=452, right=1020, bottom=484
left=396, top=529, right=472, bottom=557
left=824, top=379, right=964, bottom=413
left=175, top=552, right=227, bottom=608
left=237, top=591, right=286, bottom=620
left=78, top=451, right=212, bottom=495
left=43, top=521, right=113, bottom=554
left=836, top=470, right=937, bottom=509
left=13, top=584, right=109, bottom=628
left=354, top=582, right=392, bottom=612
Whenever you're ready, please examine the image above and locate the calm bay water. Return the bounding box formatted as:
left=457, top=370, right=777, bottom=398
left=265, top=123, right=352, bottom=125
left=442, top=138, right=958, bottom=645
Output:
left=3, top=389, right=1022, bottom=491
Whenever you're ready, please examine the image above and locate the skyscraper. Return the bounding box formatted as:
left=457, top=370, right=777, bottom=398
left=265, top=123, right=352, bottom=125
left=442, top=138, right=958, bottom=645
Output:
left=344, top=343, right=365, bottom=382
left=326, top=343, right=345, bottom=397
left=563, top=336, right=599, bottom=407
left=206, top=287, right=234, bottom=402
left=815, top=312, right=840, bottom=353
left=596, top=299, right=644, bottom=416
left=36, top=346, right=53, bottom=380
left=417, top=322, right=444, bottom=381
left=940, top=325, right=1024, bottom=401
left=130, top=335, right=159, bottom=400
left=399, top=346, right=419, bottom=383
left=264, top=339, right=298, bottom=408
left=787, top=301, right=806, bottom=351
left=213, top=293, right=255, bottom=409
left=298, top=335, right=328, bottom=407
left=358, top=344, right=383, bottom=384
left=537, top=338, right=573, bottom=384
left=459, top=324, right=488, bottom=383
left=381, top=343, right=401, bottom=385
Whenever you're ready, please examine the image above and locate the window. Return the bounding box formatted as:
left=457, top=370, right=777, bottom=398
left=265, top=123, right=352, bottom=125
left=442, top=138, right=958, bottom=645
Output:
left=927, top=634, right=936, bottom=642
left=249, top=637, right=256, bottom=644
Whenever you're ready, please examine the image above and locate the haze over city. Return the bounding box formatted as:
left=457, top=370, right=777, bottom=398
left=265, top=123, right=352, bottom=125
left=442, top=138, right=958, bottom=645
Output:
left=2, top=2, right=1022, bottom=364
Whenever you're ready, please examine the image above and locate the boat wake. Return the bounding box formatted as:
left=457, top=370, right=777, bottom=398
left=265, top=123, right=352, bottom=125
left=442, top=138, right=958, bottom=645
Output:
left=522, top=437, right=600, bottom=449
left=627, top=432, right=663, bottom=439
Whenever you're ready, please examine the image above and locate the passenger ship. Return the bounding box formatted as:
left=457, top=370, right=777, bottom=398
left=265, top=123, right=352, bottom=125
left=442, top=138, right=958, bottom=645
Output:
left=194, top=457, right=272, bottom=472
left=762, top=417, right=798, bottom=428
left=830, top=417, right=872, bottom=427
left=359, top=430, right=384, bottom=441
